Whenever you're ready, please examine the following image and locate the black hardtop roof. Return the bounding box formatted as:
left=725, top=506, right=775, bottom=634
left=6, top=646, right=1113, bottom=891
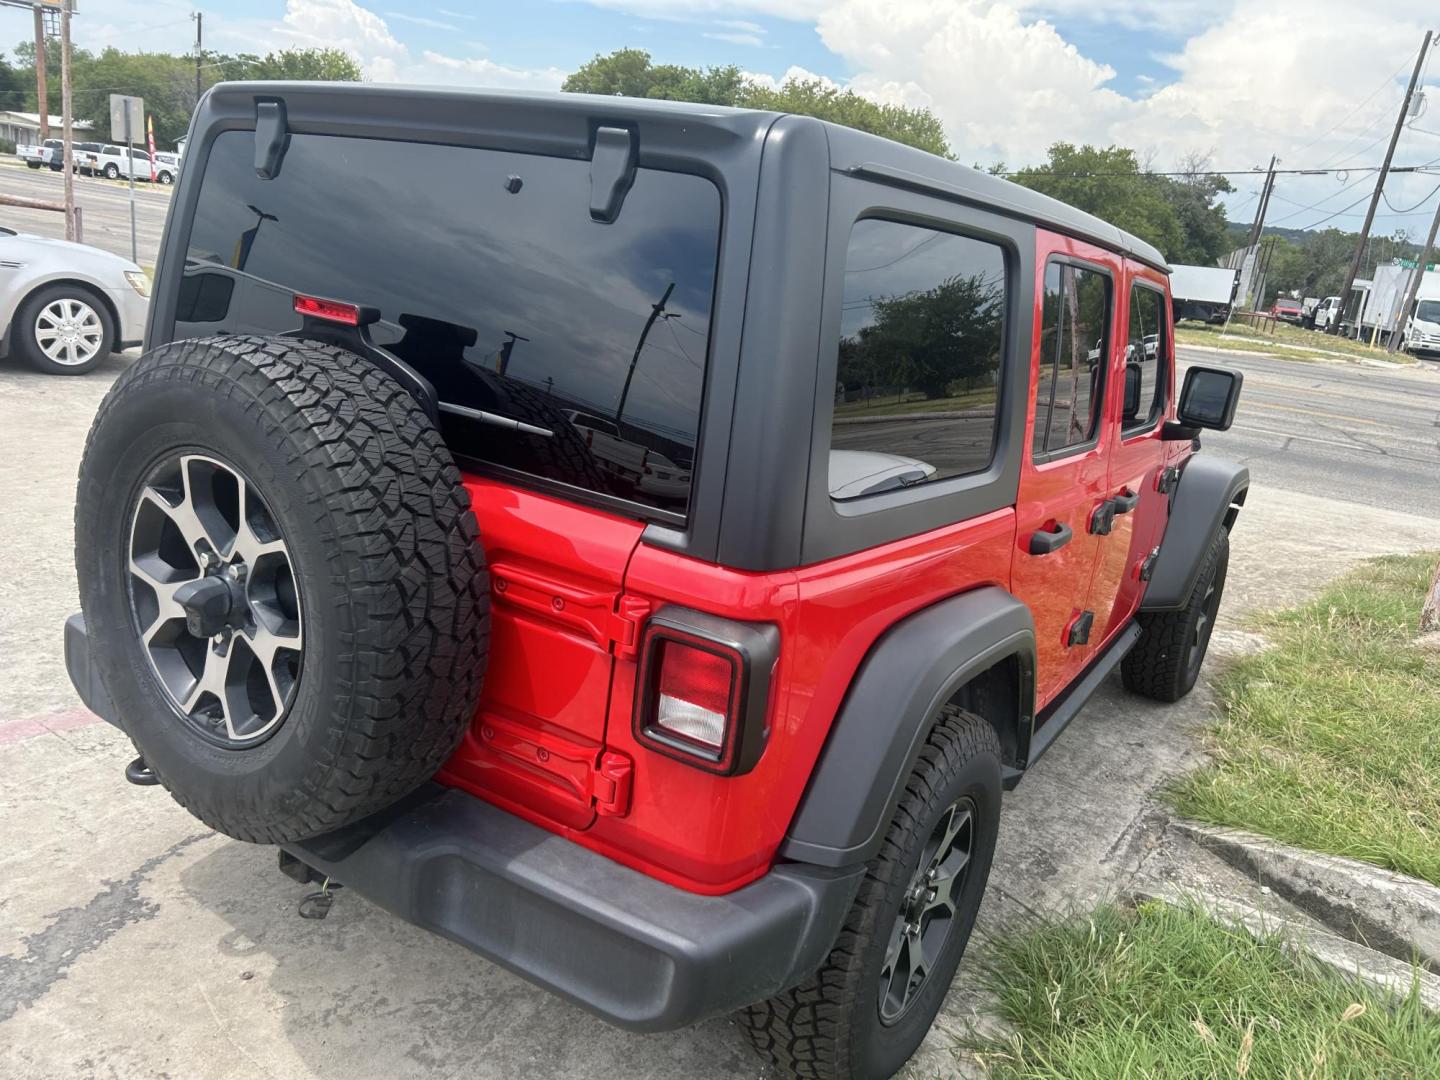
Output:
left=205, top=81, right=1168, bottom=272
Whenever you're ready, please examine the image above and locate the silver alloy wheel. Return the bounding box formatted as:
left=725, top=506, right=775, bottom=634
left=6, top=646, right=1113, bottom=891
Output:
left=34, top=297, right=104, bottom=366
left=879, top=796, right=975, bottom=1024
left=127, top=453, right=303, bottom=746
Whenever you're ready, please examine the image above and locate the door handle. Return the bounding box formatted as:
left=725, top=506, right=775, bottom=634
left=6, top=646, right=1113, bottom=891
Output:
left=1112, top=489, right=1139, bottom=514
left=1028, top=522, right=1072, bottom=555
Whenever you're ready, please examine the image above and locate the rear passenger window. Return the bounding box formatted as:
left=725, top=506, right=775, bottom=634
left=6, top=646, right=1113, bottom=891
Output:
left=1033, top=261, right=1109, bottom=458
left=1125, top=284, right=1168, bottom=431
left=828, top=218, right=1007, bottom=500
left=176, top=131, right=721, bottom=519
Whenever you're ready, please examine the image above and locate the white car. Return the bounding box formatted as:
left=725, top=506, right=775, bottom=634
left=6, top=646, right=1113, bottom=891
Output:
left=95, top=144, right=154, bottom=181
left=153, top=151, right=181, bottom=186
left=1, top=228, right=149, bottom=374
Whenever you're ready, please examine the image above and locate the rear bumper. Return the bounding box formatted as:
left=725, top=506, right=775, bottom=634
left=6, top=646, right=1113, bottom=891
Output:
left=64, top=612, right=862, bottom=1031
left=286, top=786, right=863, bottom=1031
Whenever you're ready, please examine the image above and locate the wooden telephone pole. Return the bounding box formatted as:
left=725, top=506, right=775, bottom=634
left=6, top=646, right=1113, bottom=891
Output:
left=1329, top=30, right=1434, bottom=335
left=32, top=3, right=48, bottom=141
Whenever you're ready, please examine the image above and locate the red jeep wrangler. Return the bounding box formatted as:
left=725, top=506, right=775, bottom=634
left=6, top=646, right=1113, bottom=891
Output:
left=64, top=85, right=1246, bottom=1079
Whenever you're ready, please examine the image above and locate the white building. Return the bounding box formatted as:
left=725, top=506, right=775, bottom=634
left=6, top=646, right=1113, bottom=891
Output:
left=0, top=111, right=95, bottom=146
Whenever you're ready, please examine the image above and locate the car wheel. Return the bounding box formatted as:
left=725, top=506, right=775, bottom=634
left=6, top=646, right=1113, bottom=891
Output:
left=1122, top=528, right=1229, bottom=703
left=12, top=284, right=114, bottom=375
left=158, top=170, right=174, bottom=185
left=26, top=160, right=41, bottom=169
left=741, top=706, right=1002, bottom=1080
left=104, top=163, right=119, bottom=179
left=75, top=335, right=490, bottom=843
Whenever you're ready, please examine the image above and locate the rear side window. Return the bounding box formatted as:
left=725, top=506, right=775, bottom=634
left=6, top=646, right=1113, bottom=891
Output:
left=1033, top=261, right=1109, bottom=458
left=828, top=218, right=1006, bottom=500
left=175, top=131, right=721, bottom=518
left=1125, top=284, right=1168, bottom=431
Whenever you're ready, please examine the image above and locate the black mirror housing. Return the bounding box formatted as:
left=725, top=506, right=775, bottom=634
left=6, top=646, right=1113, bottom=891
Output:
left=1177, top=365, right=1243, bottom=431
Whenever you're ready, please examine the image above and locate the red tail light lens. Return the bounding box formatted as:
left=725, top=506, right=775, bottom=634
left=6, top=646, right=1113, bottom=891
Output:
left=653, top=641, right=733, bottom=752
left=633, top=609, right=780, bottom=776
left=294, top=293, right=361, bottom=325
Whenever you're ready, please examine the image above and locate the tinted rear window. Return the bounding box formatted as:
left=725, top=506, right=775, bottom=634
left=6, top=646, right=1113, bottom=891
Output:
left=175, top=131, right=721, bottom=518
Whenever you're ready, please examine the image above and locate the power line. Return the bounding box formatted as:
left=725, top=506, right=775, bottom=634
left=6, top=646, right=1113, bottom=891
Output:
left=1288, top=55, right=1416, bottom=160
left=1265, top=169, right=1377, bottom=224
left=1000, top=163, right=1440, bottom=179
left=1382, top=179, right=1440, bottom=215
left=1289, top=190, right=1379, bottom=232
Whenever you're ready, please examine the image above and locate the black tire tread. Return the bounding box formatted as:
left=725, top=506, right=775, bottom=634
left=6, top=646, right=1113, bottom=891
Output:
left=1122, top=529, right=1228, bottom=703
left=77, top=334, right=489, bottom=842
left=740, top=707, right=1001, bottom=1080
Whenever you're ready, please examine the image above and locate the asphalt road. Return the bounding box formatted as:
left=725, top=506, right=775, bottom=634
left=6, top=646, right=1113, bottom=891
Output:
left=1179, top=346, right=1440, bottom=519
left=0, top=159, right=171, bottom=267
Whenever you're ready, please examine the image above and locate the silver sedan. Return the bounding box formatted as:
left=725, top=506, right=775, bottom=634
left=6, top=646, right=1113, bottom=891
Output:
left=0, top=227, right=150, bottom=375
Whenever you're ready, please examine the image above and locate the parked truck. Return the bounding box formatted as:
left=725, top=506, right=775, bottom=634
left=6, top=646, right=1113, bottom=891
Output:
left=16, top=137, right=65, bottom=170
left=1356, top=261, right=1440, bottom=345
left=1169, top=263, right=1239, bottom=324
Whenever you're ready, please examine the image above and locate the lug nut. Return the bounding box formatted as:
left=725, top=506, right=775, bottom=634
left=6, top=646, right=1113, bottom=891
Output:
left=212, top=633, right=225, bottom=644
left=227, top=564, right=243, bottom=580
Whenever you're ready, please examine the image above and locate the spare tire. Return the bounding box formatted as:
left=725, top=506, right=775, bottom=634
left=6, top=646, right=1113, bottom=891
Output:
left=75, top=335, right=490, bottom=843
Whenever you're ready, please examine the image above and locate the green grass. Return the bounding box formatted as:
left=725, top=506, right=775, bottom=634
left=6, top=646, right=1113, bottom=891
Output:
left=1169, top=553, right=1440, bottom=887
left=1176, top=321, right=1415, bottom=365
left=967, top=902, right=1440, bottom=1079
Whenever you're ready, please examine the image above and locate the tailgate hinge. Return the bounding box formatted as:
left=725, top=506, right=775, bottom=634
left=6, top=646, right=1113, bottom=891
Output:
left=592, top=751, right=633, bottom=817
left=608, top=595, right=652, bottom=661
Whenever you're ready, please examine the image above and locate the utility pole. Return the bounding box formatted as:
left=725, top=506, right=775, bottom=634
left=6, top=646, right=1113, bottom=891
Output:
left=60, top=0, right=73, bottom=240
left=1330, top=29, right=1433, bottom=335
left=1387, top=194, right=1440, bottom=354
left=192, top=11, right=203, bottom=108
left=1245, top=156, right=1277, bottom=250
left=32, top=4, right=48, bottom=141
left=615, top=282, right=675, bottom=431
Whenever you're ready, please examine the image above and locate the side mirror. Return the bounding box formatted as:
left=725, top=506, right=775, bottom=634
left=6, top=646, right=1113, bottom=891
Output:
left=1123, top=362, right=1142, bottom=420
left=1176, top=365, right=1243, bottom=431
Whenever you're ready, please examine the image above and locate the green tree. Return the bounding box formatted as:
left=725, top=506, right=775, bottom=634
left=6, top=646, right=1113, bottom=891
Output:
left=1161, top=153, right=1235, bottom=265
left=1009, top=143, right=1186, bottom=260
left=563, top=48, right=952, bottom=158
left=214, top=48, right=363, bottom=84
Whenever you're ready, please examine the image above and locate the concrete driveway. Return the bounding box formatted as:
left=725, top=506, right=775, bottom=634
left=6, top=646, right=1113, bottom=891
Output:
left=1, top=349, right=1437, bottom=1079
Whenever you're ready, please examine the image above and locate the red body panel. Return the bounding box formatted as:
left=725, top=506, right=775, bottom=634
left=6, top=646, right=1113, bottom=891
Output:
left=436, top=232, right=1182, bottom=897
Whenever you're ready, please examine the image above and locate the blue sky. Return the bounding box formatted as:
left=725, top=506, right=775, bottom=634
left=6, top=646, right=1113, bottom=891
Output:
left=3, top=1, right=1438, bottom=238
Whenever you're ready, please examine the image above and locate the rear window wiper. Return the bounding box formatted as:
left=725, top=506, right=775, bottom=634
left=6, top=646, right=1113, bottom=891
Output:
left=437, top=401, right=553, bottom=438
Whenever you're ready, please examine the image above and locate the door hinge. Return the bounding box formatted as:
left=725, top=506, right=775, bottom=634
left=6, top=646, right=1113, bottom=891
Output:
left=1156, top=465, right=1181, bottom=495
left=477, top=713, right=634, bottom=817
left=1090, top=499, right=1117, bottom=536
left=1066, top=610, right=1094, bottom=647
left=1139, top=546, right=1160, bottom=582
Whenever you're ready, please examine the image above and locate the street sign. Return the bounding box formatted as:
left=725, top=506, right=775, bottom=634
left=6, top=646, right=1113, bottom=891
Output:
left=108, top=94, right=143, bottom=142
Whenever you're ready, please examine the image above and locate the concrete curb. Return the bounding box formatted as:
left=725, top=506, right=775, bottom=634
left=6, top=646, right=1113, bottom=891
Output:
left=1134, top=885, right=1440, bottom=1011
left=1176, top=339, right=1420, bottom=371
left=1172, top=819, right=1440, bottom=971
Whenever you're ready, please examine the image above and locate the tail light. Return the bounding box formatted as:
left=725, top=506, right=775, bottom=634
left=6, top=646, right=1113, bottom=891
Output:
left=294, top=293, right=361, bottom=325
left=633, top=608, right=779, bottom=776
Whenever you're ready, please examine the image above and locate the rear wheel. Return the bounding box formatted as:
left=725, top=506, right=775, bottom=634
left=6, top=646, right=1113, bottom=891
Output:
left=76, top=335, right=490, bottom=842
left=157, top=170, right=174, bottom=185
left=104, top=162, right=119, bottom=179
left=1123, top=529, right=1229, bottom=702
left=741, top=707, right=1002, bottom=1080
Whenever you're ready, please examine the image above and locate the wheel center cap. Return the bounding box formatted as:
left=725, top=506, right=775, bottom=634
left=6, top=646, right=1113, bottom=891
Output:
left=173, top=575, right=234, bottom=639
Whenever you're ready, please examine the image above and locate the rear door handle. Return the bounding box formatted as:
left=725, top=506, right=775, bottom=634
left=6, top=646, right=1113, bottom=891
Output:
left=1028, top=522, right=1073, bottom=555
left=1112, top=489, right=1139, bottom=514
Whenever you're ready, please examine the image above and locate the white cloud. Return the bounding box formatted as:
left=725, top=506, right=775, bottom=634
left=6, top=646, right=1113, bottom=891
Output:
left=717, top=19, right=767, bottom=33
left=435, top=6, right=479, bottom=19
left=418, top=51, right=568, bottom=91
left=704, top=31, right=766, bottom=47
left=383, top=12, right=459, bottom=32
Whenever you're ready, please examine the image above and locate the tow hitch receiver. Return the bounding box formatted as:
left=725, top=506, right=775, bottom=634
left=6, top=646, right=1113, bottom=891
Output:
left=124, top=755, right=159, bottom=786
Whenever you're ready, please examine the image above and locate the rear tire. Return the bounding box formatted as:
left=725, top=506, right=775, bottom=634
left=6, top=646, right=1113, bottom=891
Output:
left=1123, top=529, right=1229, bottom=703
left=741, top=707, right=1002, bottom=1080
left=76, top=335, right=490, bottom=843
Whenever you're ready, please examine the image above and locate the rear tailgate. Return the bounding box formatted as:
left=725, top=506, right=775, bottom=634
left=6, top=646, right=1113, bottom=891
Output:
left=436, top=478, right=646, bottom=831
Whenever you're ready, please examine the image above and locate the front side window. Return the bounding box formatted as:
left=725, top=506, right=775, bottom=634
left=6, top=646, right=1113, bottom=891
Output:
left=1416, top=299, right=1440, bottom=324
left=177, top=131, right=722, bottom=518
left=1125, top=284, right=1168, bottom=431
left=1032, top=261, right=1109, bottom=458
left=828, top=218, right=1007, bottom=500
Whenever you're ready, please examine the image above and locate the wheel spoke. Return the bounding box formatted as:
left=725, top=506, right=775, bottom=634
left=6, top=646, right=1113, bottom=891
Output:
left=181, top=644, right=234, bottom=738
left=232, top=475, right=287, bottom=563
left=129, top=555, right=193, bottom=643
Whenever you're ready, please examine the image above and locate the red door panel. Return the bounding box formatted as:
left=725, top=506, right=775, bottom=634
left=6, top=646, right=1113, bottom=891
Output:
left=438, top=478, right=645, bottom=832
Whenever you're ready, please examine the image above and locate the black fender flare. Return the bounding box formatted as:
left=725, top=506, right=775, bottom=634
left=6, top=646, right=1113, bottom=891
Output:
left=780, top=586, right=1036, bottom=868
left=1142, top=455, right=1249, bottom=612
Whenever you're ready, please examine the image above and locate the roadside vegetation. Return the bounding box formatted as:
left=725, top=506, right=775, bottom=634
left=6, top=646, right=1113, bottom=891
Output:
left=1170, top=553, right=1440, bottom=887
left=1176, top=320, right=1417, bottom=364
left=967, top=901, right=1440, bottom=1078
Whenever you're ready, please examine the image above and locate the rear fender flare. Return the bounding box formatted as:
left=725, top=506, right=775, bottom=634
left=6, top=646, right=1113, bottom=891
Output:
left=1143, top=455, right=1249, bottom=612
left=780, top=586, right=1036, bottom=868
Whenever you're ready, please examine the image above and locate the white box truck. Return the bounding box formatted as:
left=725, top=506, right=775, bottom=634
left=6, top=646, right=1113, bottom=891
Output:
left=1170, top=264, right=1240, bottom=324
